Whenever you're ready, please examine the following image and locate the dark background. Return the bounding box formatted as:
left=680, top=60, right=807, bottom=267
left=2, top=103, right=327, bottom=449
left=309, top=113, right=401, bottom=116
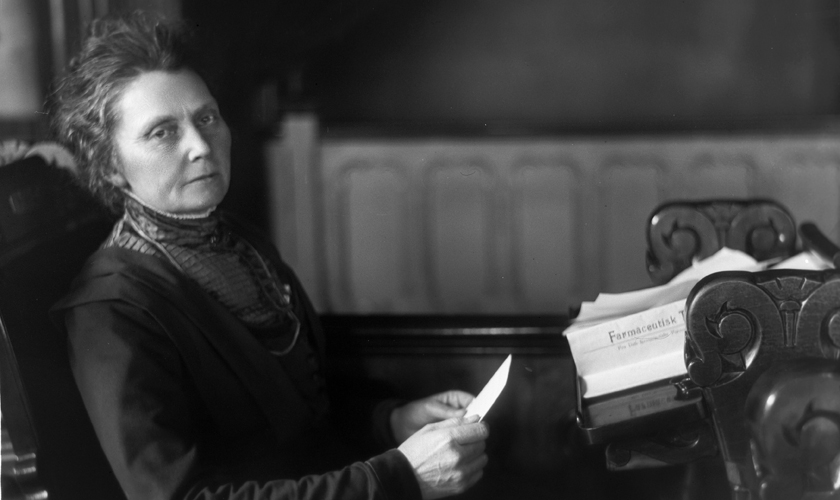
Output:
left=175, top=0, right=840, bottom=228
left=7, top=0, right=840, bottom=227
left=9, top=0, right=839, bottom=229
left=183, top=0, right=840, bottom=129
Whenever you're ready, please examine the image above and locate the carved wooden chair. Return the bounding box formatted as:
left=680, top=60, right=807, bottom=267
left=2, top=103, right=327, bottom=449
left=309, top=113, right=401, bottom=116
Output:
left=646, top=199, right=797, bottom=285
left=685, top=267, right=840, bottom=499
left=578, top=198, right=801, bottom=498
left=602, top=199, right=799, bottom=461
left=0, top=156, right=122, bottom=499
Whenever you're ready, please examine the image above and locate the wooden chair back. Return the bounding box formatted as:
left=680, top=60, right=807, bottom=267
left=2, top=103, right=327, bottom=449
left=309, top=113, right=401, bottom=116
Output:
left=646, top=199, right=797, bottom=285
left=0, top=156, right=123, bottom=499
left=685, top=268, right=840, bottom=499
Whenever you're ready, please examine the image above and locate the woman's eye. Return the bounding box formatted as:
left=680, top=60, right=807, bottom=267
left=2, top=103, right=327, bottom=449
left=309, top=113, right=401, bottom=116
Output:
left=149, top=127, right=175, bottom=140
left=199, top=112, right=219, bottom=127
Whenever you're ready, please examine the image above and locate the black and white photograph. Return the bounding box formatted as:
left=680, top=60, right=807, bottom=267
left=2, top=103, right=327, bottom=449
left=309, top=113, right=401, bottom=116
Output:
left=3, top=1, right=840, bottom=499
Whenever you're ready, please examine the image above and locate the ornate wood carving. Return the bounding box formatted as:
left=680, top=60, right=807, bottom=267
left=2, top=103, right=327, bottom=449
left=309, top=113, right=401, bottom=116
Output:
left=745, top=359, right=840, bottom=500
left=685, top=269, right=840, bottom=499
left=646, top=200, right=797, bottom=285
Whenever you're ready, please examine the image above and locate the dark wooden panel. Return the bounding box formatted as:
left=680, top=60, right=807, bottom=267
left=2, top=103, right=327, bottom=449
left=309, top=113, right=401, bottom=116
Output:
left=321, top=314, right=723, bottom=499
left=322, top=314, right=578, bottom=498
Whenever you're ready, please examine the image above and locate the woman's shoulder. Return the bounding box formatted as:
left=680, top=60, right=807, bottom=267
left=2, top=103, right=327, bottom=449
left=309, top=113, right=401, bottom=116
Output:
left=54, top=245, right=192, bottom=311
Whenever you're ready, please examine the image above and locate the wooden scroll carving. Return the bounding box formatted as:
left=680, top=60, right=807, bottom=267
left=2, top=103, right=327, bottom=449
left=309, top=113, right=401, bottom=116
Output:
left=685, top=269, right=840, bottom=499
left=745, top=360, right=840, bottom=500
left=646, top=200, right=797, bottom=285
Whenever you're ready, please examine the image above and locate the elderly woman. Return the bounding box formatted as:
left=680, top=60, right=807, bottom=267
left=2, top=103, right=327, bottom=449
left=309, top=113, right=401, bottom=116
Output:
left=49, top=13, right=488, bottom=500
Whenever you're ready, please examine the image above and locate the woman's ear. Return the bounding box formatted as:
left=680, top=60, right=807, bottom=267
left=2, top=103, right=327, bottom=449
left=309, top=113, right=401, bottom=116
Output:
left=108, top=171, right=129, bottom=188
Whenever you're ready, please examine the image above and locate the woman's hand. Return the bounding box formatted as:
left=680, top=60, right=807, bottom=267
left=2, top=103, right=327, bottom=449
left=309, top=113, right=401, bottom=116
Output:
left=390, top=390, right=475, bottom=444
left=397, top=415, right=489, bottom=500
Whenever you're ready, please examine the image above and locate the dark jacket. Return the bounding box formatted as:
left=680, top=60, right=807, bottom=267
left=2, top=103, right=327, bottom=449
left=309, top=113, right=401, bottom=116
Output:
left=51, top=216, right=421, bottom=500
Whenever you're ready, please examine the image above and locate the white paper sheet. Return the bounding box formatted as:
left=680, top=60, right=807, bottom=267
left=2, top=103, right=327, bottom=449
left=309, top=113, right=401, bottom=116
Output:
left=770, top=250, right=832, bottom=271
left=566, top=300, right=686, bottom=398
left=464, top=355, right=511, bottom=421
left=566, top=247, right=766, bottom=335
left=564, top=247, right=779, bottom=398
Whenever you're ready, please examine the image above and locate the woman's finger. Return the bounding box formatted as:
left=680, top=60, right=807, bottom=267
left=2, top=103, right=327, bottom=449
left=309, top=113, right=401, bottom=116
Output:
left=451, top=421, right=489, bottom=444
left=457, top=439, right=486, bottom=460
left=436, top=390, right=475, bottom=408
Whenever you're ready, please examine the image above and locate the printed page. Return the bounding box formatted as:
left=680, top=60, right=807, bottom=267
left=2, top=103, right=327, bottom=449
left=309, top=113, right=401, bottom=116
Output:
left=565, top=248, right=828, bottom=398
left=566, top=247, right=764, bottom=334
left=581, top=352, right=686, bottom=399
left=566, top=299, right=686, bottom=398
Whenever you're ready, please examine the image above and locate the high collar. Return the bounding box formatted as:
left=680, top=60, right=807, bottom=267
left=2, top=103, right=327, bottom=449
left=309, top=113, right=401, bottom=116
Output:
left=123, top=195, right=220, bottom=246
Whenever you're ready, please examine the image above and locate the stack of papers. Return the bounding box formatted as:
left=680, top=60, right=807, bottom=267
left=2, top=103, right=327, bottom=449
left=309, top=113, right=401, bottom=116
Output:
left=565, top=248, right=830, bottom=399
left=770, top=250, right=832, bottom=272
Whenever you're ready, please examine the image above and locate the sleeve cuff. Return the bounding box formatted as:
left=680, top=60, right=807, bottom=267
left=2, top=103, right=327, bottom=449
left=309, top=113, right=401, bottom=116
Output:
left=369, top=398, right=405, bottom=450
left=366, top=449, right=422, bottom=500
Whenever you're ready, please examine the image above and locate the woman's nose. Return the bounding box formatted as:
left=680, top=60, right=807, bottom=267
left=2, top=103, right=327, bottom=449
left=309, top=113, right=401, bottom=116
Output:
left=184, top=125, right=211, bottom=161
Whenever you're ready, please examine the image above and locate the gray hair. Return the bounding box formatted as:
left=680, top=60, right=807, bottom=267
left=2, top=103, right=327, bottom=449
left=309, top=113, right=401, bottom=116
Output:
left=49, top=11, right=210, bottom=212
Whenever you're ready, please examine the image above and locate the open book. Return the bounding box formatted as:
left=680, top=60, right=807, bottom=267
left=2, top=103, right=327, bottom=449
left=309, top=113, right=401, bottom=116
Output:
left=566, top=248, right=830, bottom=399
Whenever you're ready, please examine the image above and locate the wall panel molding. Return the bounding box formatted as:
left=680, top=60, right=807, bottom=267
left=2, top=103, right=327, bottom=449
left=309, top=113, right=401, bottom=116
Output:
left=267, top=116, right=840, bottom=314
left=424, top=159, right=499, bottom=311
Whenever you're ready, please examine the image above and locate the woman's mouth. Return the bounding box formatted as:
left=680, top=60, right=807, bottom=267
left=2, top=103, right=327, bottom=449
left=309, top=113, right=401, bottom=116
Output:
left=188, top=173, right=217, bottom=184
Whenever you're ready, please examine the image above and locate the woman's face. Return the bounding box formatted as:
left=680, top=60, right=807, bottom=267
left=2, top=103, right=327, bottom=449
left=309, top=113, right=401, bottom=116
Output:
left=110, top=69, right=231, bottom=215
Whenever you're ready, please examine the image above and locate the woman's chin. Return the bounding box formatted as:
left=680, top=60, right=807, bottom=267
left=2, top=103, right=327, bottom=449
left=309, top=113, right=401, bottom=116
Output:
left=179, top=185, right=228, bottom=213
left=179, top=198, right=223, bottom=216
